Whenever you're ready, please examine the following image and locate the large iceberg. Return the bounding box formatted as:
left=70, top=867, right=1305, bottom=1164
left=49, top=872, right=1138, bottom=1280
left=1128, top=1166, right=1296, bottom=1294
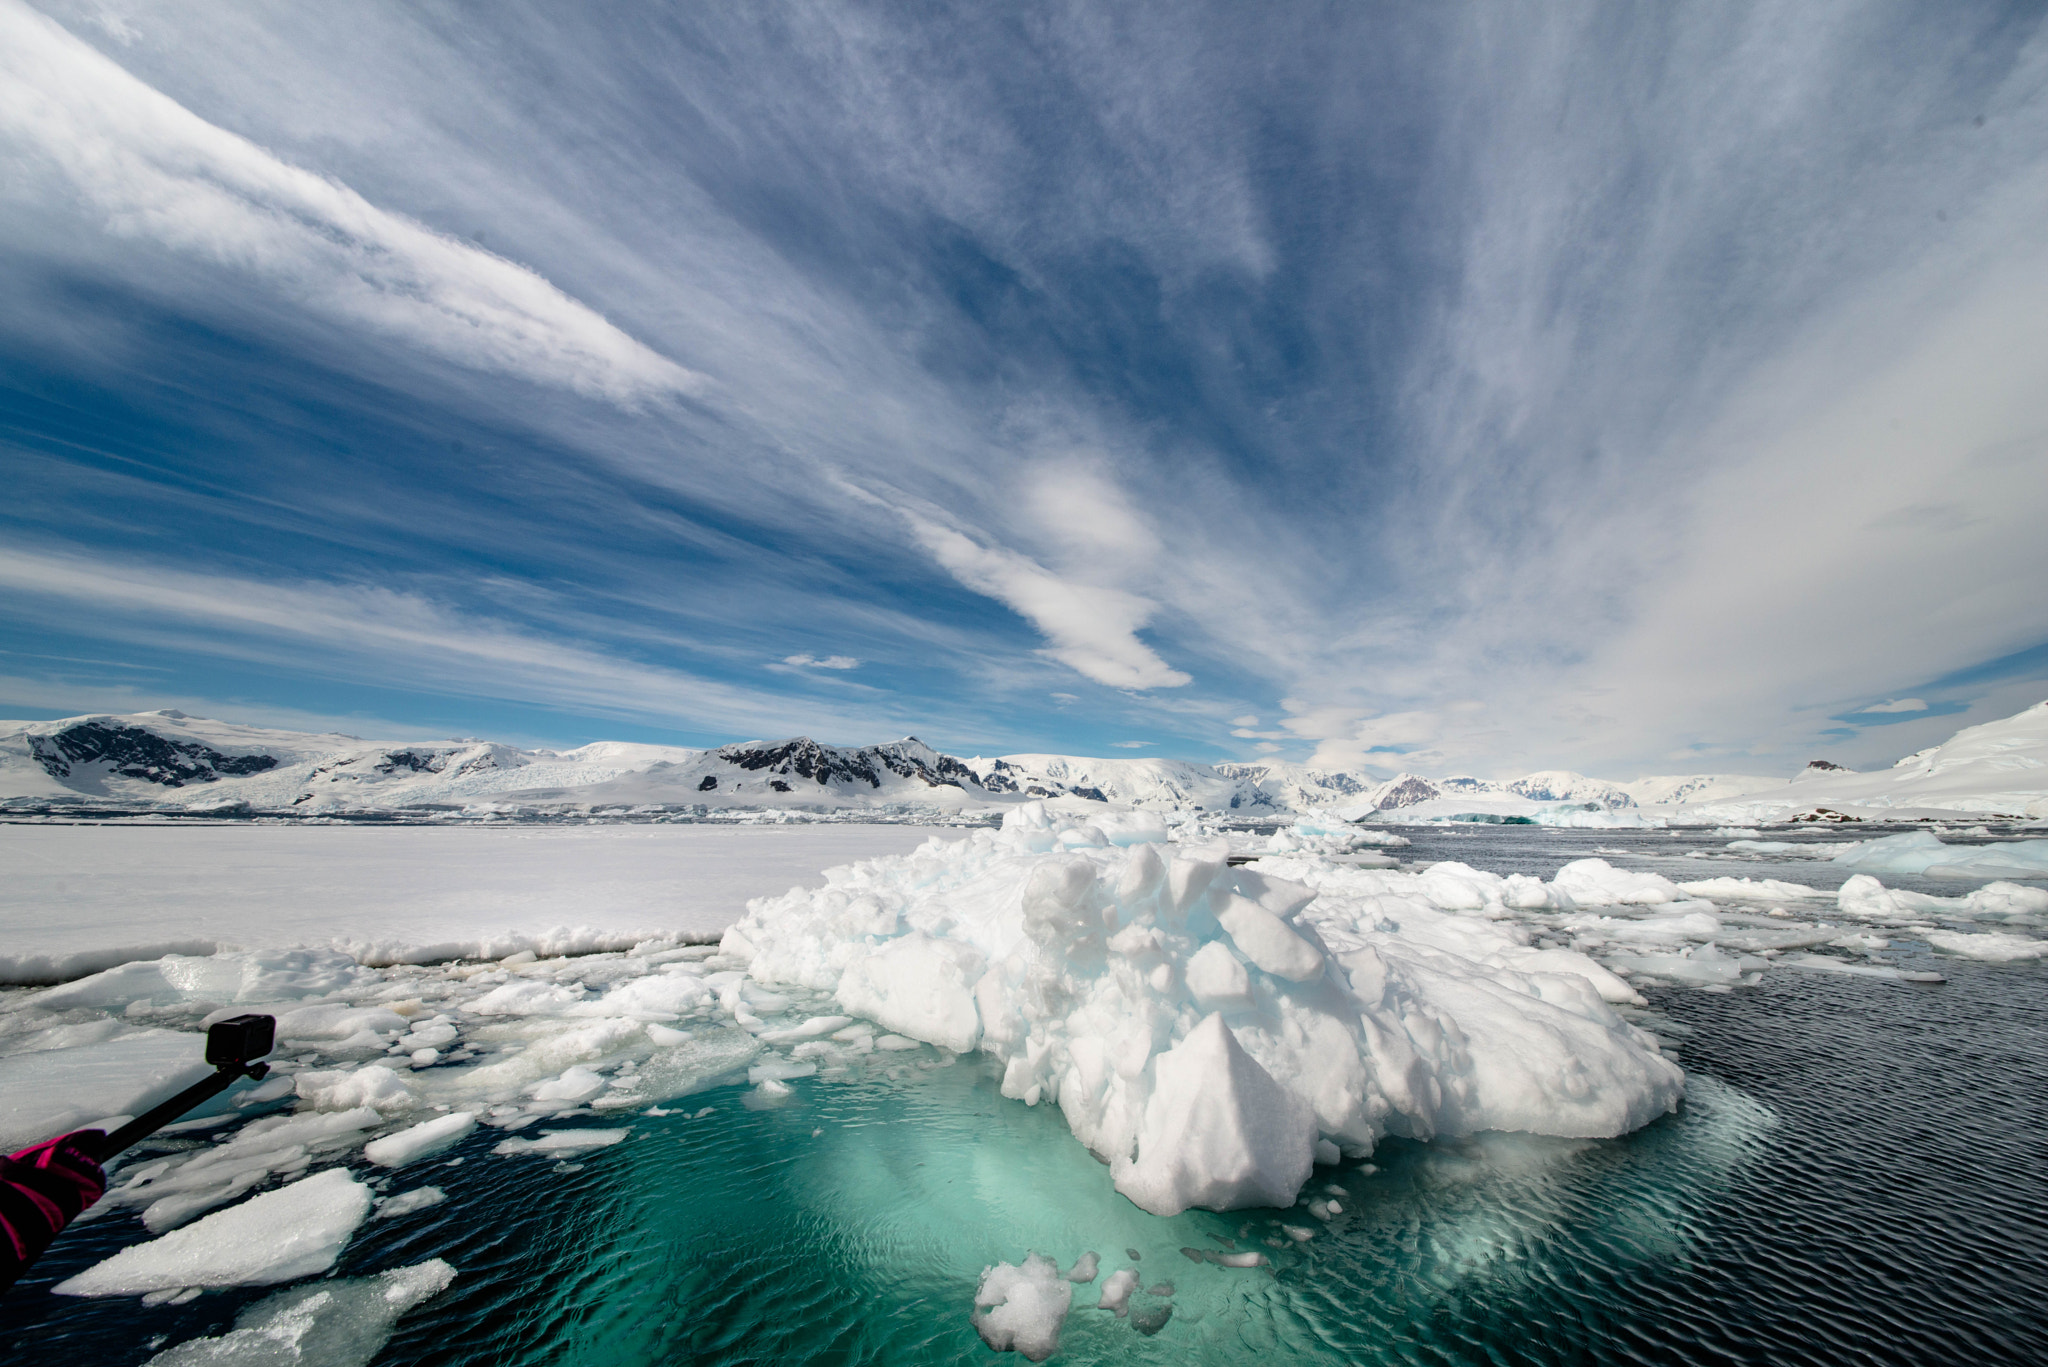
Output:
left=722, top=804, right=1684, bottom=1215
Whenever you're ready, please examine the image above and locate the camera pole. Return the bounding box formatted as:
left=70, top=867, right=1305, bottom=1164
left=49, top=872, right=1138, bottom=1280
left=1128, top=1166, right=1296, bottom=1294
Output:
left=91, top=1014, right=279, bottom=1163
left=3, top=1014, right=280, bottom=1296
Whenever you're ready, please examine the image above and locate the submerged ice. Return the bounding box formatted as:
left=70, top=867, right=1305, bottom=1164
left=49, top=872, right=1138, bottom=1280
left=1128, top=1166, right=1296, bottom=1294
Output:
left=722, top=805, right=1685, bottom=1215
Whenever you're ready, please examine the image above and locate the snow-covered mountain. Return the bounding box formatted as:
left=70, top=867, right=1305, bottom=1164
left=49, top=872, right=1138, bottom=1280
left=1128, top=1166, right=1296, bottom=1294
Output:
left=1671, top=701, right=2048, bottom=822
left=0, top=714, right=1411, bottom=817
left=6, top=700, right=2044, bottom=821
left=1617, top=773, right=1787, bottom=806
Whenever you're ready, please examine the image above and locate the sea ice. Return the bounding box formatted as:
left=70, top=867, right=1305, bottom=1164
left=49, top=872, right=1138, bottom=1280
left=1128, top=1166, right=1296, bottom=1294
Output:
left=95, top=1107, right=382, bottom=1232
left=55, top=1168, right=371, bottom=1295
left=1095, top=1267, right=1139, bottom=1316
left=723, top=804, right=1684, bottom=1215
left=142, top=1259, right=454, bottom=1367
left=1922, top=930, right=2048, bottom=962
left=0, top=823, right=942, bottom=985
left=0, top=1028, right=216, bottom=1152
left=973, top=1253, right=1072, bottom=1362
left=1833, top=832, right=2048, bottom=879
left=363, top=1111, right=477, bottom=1166
left=373, top=1186, right=447, bottom=1219
left=492, top=1127, right=631, bottom=1157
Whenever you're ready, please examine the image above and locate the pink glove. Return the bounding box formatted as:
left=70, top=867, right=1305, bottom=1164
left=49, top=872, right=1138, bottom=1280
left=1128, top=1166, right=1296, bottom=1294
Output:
left=2, top=1131, right=108, bottom=1294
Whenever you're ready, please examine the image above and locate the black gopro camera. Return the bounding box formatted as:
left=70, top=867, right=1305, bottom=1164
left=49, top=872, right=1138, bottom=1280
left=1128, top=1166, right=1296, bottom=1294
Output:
left=205, top=1014, right=276, bottom=1069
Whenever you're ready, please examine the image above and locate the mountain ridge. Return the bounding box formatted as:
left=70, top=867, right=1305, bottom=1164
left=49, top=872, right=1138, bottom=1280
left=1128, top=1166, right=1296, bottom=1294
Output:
left=4, top=702, right=2043, bottom=821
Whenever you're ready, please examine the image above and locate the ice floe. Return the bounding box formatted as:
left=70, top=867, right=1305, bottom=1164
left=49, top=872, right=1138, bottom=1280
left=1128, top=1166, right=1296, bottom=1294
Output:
left=1831, top=831, right=2048, bottom=880
left=55, top=1168, right=371, bottom=1296
left=723, top=804, right=1685, bottom=1215
left=142, top=1259, right=454, bottom=1365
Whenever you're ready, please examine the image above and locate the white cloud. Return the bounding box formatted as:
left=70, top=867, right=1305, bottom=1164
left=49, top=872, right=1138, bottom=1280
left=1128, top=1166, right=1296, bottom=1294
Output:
left=903, top=514, right=1190, bottom=691
left=1231, top=714, right=1259, bottom=727
left=0, top=545, right=890, bottom=739
left=1860, top=698, right=1929, bottom=714
left=0, top=1, right=697, bottom=405
left=1108, top=740, right=1153, bottom=748
left=782, top=654, right=861, bottom=670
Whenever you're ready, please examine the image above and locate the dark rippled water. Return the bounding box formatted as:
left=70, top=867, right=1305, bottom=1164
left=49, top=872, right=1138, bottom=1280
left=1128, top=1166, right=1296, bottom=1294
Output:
left=5, top=828, right=2045, bottom=1365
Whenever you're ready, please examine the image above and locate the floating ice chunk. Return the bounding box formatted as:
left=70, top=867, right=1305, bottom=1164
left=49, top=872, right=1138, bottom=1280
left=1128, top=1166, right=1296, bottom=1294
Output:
left=1567, top=908, right=1723, bottom=943
left=467, top=981, right=589, bottom=1016
left=491, top=1127, right=630, bottom=1157
left=1923, top=930, right=2048, bottom=962
left=1532, top=808, right=1654, bottom=829
left=1065, top=1251, right=1100, bottom=1283
left=873, top=1034, right=921, bottom=1051
left=1113, top=1014, right=1316, bottom=1217
left=102, top=1107, right=381, bottom=1232
left=973, top=1253, right=1072, bottom=1362
left=575, top=973, right=710, bottom=1019
left=646, top=1023, right=692, bottom=1046
left=295, top=1064, right=418, bottom=1115
left=1552, top=859, right=1681, bottom=906
left=1726, top=840, right=1854, bottom=858
left=1835, top=833, right=2048, bottom=879
left=364, top=1112, right=477, bottom=1167
left=1965, top=882, right=2048, bottom=920
left=1675, top=877, right=1825, bottom=901
left=276, top=1003, right=409, bottom=1042
left=56, top=1168, right=370, bottom=1296
left=1095, top=1267, right=1139, bottom=1316
left=836, top=933, right=983, bottom=1054
left=756, top=1015, right=855, bottom=1043
left=529, top=1065, right=607, bottom=1104
left=1601, top=944, right=1763, bottom=988
left=1778, top=953, right=1944, bottom=982
left=599, top=1028, right=761, bottom=1109
left=747, top=1059, right=818, bottom=1084
left=374, top=1186, right=447, bottom=1219
left=143, top=1258, right=454, bottom=1366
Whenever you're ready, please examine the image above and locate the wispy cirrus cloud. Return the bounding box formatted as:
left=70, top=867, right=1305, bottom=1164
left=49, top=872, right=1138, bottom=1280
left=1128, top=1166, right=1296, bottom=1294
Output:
left=0, top=544, right=905, bottom=741
left=902, top=513, right=1191, bottom=692
left=0, top=0, right=697, bottom=405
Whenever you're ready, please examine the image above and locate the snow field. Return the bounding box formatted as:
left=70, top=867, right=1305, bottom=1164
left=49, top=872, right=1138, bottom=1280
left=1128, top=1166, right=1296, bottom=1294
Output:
left=0, top=821, right=944, bottom=984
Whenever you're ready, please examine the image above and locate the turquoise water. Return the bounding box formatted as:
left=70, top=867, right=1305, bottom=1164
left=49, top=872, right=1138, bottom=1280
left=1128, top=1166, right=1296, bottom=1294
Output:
left=392, top=1047, right=1772, bottom=1365
left=11, top=960, right=2048, bottom=1364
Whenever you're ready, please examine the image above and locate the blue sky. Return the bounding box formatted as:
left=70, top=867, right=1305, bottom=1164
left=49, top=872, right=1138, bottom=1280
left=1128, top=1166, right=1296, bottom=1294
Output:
left=2, top=0, right=2045, bottom=777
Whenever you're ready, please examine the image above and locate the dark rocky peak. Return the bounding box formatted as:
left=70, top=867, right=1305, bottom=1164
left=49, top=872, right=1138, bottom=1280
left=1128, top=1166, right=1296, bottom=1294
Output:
left=714, top=737, right=977, bottom=792
left=376, top=749, right=453, bottom=775
left=1371, top=774, right=1441, bottom=808
left=29, top=721, right=279, bottom=788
